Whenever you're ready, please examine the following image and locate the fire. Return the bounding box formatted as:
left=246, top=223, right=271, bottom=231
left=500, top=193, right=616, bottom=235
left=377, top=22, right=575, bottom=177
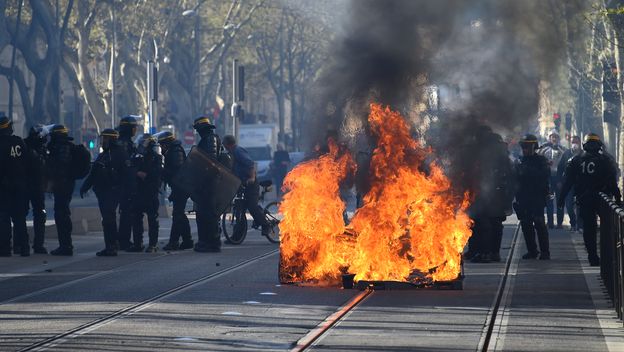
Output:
left=279, top=103, right=472, bottom=285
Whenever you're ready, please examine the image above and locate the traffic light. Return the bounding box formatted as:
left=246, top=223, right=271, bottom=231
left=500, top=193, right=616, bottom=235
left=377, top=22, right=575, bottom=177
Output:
left=565, top=112, right=572, bottom=130
left=553, top=112, right=561, bottom=129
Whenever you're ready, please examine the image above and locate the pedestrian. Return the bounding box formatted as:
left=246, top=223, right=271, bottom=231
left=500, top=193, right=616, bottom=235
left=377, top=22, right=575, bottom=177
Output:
left=0, top=116, right=30, bottom=257
left=23, top=125, right=48, bottom=254
left=559, top=133, right=621, bottom=266
left=538, top=130, right=567, bottom=229
left=80, top=129, right=131, bottom=256
left=116, top=115, right=139, bottom=250
left=127, top=134, right=162, bottom=253
left=193, top=116, right=222, bottom=252
left=47, top=124, right=76, bottom=256
left=271, top=143, right=290, bottom=197
left=222, top=135, right=272, bottom=239
left=156, top=131, right=194, bottom=251
left=556, top=135, right=582, bottom=231
left=467, top=127, right=515, bottom=263
left=514, top=134, right=551, bottom=260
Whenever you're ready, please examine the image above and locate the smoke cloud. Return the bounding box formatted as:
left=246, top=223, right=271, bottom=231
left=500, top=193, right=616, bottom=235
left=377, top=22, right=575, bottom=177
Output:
left=306, top=0, right=587, bottom=196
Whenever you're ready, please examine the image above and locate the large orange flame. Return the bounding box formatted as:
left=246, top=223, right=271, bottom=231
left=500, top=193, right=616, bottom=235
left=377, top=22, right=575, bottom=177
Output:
left=279, top=103, right=472, bottom=285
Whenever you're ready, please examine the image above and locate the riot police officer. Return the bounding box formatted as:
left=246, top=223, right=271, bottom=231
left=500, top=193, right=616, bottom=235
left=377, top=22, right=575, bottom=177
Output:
left=23, top=125, right=48, bottom=254
left=80, top=129, right=130, bottom=256
left=0, top=116, right=29, bottom=256
left=559, top=133, right=621, bottom=266
left=117, top=115, right=139, bottom=250
left=156, top=131, right=193, bottom=251
left=193, top=116, right=222, bottom=252
left=47, top=124, right=75, bottom=256
left=514, top=134, right=551, bottom=260
left=128, top=134, right=162, bottom=253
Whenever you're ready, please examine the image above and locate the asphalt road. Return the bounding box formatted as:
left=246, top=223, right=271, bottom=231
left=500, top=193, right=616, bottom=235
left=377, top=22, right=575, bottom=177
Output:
left=0, top=218, right=623, bottom=351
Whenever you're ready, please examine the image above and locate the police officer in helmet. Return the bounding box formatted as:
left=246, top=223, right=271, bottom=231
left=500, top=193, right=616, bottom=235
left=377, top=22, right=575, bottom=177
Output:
left=0, top=116, right=29, bottom=256
left=116, top=115, right=139, bottom=250
left=192, top=116, right=222, bottom=252
left=155, top=131, right=193, bottom=250
left=23, top=125, right=48, bottom=254
left=80, top=129, right=131, bottom=256
left=47, top=124, right=75, bottom=256
left=128, top=133, right=162, bottom=253
left=559, top=133, right=621, bottom=266
left=514, top=134, right=551, bottom=260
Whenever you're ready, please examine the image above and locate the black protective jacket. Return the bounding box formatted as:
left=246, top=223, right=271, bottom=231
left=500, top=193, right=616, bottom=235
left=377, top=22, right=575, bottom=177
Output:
left=560, top=151, right=621, bottom=204
left=197, top=130, right=221, bottom=159
left=0, top=134, right=28, bottom=197
left=134, top=149, right=163, bottom=198
left=162, top=140, right=185, bottom=186
left=47, top=137, right=74, bottom=193
left=514, top=154, right=550, bottom=213
left=24, top=135, right=47, bottom=193
left=82, top=143, right=131, bottom=196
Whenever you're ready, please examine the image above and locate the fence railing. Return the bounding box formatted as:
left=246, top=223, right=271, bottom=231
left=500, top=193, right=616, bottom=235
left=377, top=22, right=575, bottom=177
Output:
left=598, top=192, right=624, bottom=324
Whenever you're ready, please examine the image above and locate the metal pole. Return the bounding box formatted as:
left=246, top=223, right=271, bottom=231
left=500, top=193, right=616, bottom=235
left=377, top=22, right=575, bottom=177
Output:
left=57, top=0, right=62, bottom=125
left=195, top=2, right=201, bottom=116
left=8, top=0, right=24, bottom=122
left=111, top=1, right=117, bottom=127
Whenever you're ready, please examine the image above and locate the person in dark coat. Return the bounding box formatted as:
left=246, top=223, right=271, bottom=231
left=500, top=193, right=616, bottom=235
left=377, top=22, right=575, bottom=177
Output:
left=467, top=128, right=515, bottom=263
left=80, top=129, right=131, bottom=256
left=156, top=131, right=193, bottom=251
left=0, top=116, right=29, bottom=257
left=116, top=115, right=139, bottom=250
left=127, top=134, right=162, bottom=253
left=271, top=143, right=290, bottom=197
left=559, top=133, right=621, bottom=266
left=222, top=135, right=271, bottom=237
left=47, top=124, right=75, bottom=256
left=23, top=125, right=48, bottom=254
left=193, top=116, right=222, bottom=252
left=514, top=134, right=551, bottom=260
left=556, top=135, right=582, bottom=231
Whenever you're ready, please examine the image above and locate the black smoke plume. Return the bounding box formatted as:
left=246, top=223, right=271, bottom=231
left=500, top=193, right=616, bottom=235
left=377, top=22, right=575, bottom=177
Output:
left=306, top=0, right=586, bottom=197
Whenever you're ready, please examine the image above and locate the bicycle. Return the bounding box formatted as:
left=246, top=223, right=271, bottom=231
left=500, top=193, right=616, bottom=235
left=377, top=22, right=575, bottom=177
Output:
left=221, top=180, right=281, bottom=244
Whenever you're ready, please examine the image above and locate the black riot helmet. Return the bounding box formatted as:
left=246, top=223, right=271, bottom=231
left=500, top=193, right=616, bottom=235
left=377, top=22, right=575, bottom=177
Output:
left=519, top=134, right=539, bottom=156
left=0, top=115, right=13, bottom=135
left=136, top=133, right=158, bottom=155
left=582, top=133, right=603, bottom=153
left=118, top=115, right=139, bottom=138
left=154, top=131, right=175, bottom=145
left=49, top=124, right=72, bottom=141
left=100, top=128, right=119, bottom=150
left=193, top=116, right=215, bottom=137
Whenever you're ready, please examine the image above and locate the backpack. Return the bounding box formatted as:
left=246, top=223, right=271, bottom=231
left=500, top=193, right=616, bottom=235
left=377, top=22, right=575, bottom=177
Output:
left=71, top=143, right=92, bottom=180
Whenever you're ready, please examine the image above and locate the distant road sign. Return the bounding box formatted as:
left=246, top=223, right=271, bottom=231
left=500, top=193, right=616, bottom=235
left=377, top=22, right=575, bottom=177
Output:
left=184, top=131, right=195, bottom=145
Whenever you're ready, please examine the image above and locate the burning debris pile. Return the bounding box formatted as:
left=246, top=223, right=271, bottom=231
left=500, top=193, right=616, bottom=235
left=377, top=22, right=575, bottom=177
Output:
left=279, top=104, right=472, bottom=286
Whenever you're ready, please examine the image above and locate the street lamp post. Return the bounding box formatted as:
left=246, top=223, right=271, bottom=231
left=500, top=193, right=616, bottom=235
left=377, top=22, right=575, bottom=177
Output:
left=183, top=3, right=202, bottom=118
left=111, top=0, right=117, bottom=128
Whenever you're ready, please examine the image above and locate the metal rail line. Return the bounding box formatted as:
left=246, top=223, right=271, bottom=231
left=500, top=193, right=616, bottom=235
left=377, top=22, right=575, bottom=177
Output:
left=18, top=249, right=279, bottom=352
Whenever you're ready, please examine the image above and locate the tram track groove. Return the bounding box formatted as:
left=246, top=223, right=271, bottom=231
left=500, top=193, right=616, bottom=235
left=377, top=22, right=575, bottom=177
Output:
left=477, top=223, right=521, bottom=352
left=17, top=248, right=279, bottom=352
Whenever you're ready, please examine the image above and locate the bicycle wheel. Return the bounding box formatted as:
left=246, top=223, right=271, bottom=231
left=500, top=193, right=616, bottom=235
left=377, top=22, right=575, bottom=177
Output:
left=263, top=201, right=281, bottom=244
left=222, top=205, right=248, bottom=244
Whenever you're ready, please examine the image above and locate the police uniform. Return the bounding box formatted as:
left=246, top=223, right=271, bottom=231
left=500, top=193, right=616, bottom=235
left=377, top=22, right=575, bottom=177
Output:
left=193, top=117, right=222, bottom=252
left=47, top=125, right=75, bottom=256
left=23, top=127, right=48, bottom=253
left=117, top=116, right=139, bottom=250
left=559, top=134, right=621, bottom=266
left=129, top=134, right=162, bottom=252
left=0, top=117, right=29, bottom=256
left=514, top=135, right=551, bottom=259
left=157, top=132, right=193, bottom=250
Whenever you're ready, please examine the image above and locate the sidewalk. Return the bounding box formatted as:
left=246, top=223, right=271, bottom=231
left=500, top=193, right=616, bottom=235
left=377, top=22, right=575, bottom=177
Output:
left=491, top=225, right=624, bottom=351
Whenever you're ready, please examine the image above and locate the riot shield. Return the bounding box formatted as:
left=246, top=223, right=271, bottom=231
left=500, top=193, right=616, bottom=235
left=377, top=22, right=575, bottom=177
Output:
left=172, top=147, right=241, bottom=215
